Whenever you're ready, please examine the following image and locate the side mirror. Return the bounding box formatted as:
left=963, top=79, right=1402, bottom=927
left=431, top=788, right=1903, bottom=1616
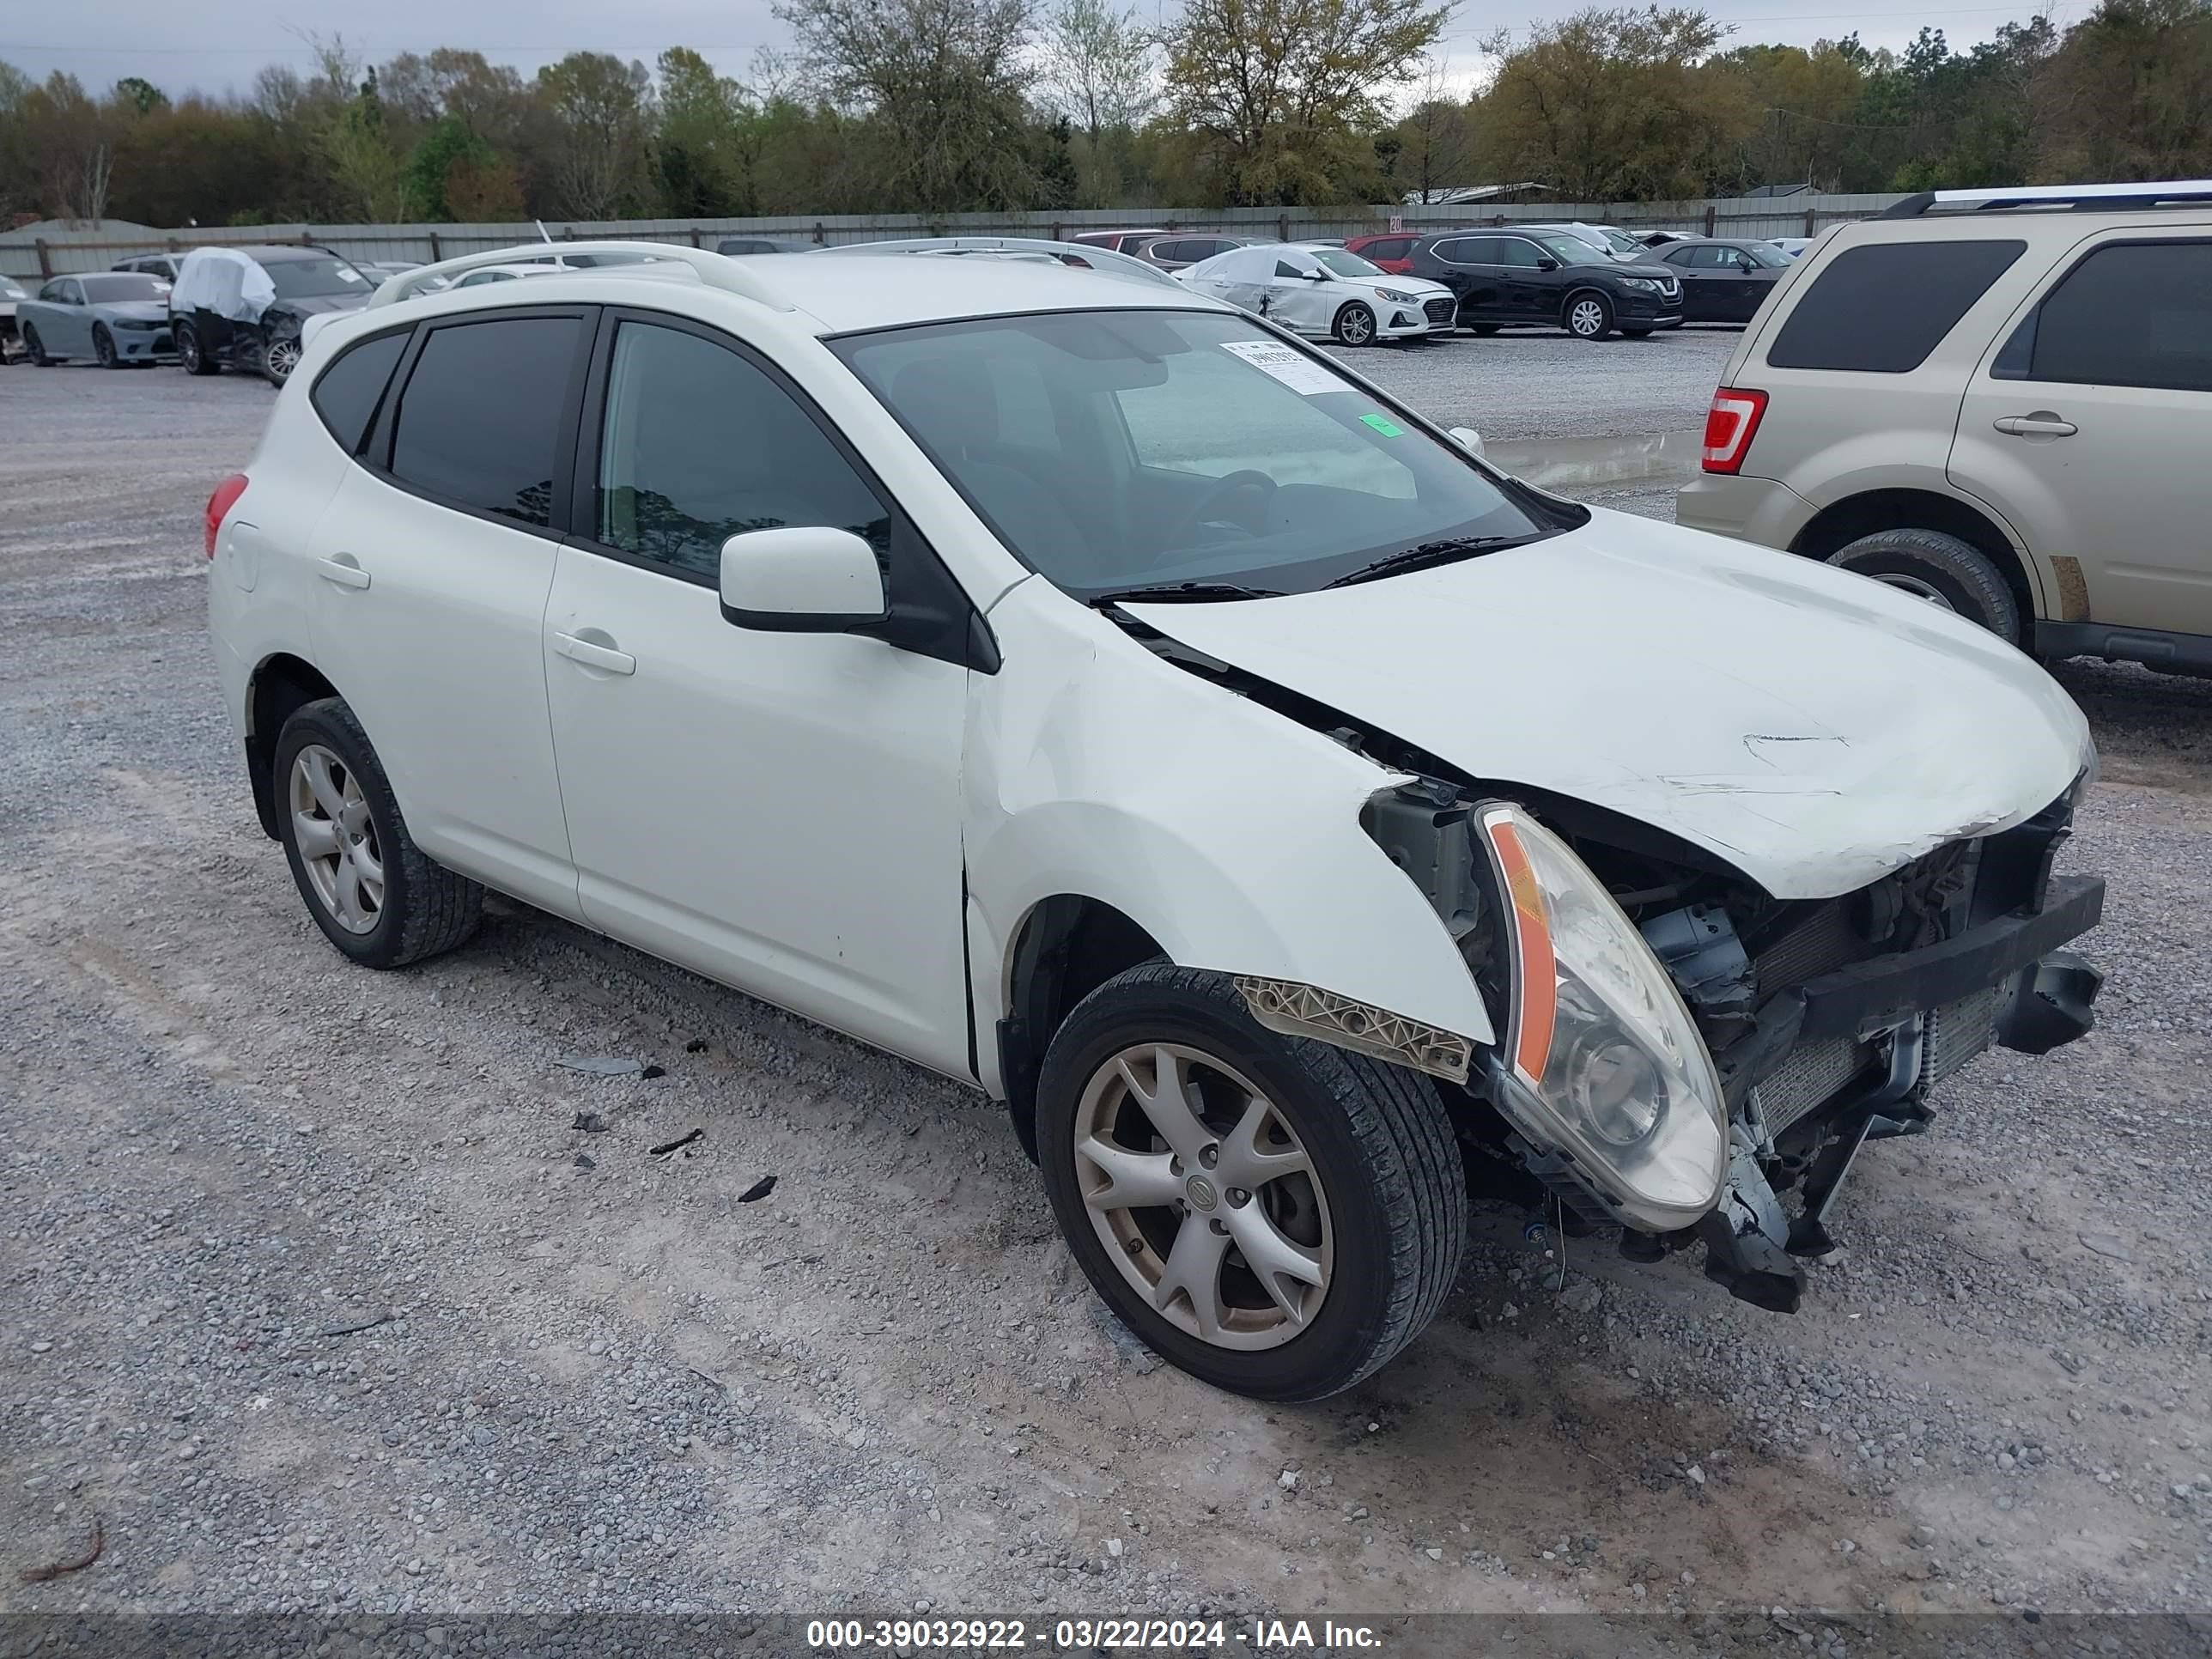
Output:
left=1448, top=426, right=1486, bottom=458
left=719, top=526, right=887, bottom=632
left=1534, top=257, right=1559, bottom=272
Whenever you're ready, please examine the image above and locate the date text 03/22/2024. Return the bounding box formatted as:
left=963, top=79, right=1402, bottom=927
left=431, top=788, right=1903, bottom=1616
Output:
left=805, top=1618, right=1385, bottom=1650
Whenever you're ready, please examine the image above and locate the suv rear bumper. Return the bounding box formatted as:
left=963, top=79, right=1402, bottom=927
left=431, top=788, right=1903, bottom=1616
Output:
left=1674, top=471, right=1816, bottom=549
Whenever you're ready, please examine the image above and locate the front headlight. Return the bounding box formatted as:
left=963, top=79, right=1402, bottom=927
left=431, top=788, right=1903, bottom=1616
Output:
left=1474, top=802, right=1726, bottom=1231
left=1618, top=276, right=1659, bottom=293
left=1376, top=287, right=1418, bottom=303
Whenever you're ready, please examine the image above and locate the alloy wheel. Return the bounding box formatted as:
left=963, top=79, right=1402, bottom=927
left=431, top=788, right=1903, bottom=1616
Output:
left=1338, top=306, right=1374, bottom=346
left=264, top=337, right=301, bottom=383
left=94, top=327, right=117, bottom=368
left=1073, top=1042, right=1333, bottom=1350
left=289, top=744, right=384, bottom=934
left=1570, top=300, right=1607, bottom=337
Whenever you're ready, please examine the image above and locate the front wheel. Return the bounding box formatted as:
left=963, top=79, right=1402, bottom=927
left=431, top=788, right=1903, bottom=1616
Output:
left=1825, top=527, right=2022, bottom=640
left=94, top=325, right=122, bottom=368
left=23, top=324, right=51, bottom=366
left=260, top=332, right=302, bottom=386
left=1332, top=302, right=1377, bottom=347
left=273, top=698, right=484, bottom=969
left=1037, top=963, right=1465, bottom=1401
left=1565, top=292, right=1614, bottom=340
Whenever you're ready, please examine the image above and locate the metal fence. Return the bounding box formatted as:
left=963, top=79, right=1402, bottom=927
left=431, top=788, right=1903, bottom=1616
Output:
left=0, top=195, right=1907, bottom=280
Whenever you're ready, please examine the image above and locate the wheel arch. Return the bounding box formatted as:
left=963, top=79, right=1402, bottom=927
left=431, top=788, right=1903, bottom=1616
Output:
left=1561, top=284, right=1611, bottom=323
left=1788, top=488, right=2036, bottom=642
left=246, top=653, right=342, bottom=840
left=997, top=893, right=1166, bottom=1162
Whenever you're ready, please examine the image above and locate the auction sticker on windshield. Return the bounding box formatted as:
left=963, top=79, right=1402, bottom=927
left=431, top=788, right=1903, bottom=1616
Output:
left=1219, top=339, right=1343, bottom=396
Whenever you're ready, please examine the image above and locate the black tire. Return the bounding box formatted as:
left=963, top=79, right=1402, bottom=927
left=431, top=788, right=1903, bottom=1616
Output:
left=1825, top=527, right=2022, bottom=641
left=1564, top=289, right=1614, bottom=340
left=273, top=698, right=483, bottom=969
left=1036, top=963, right=1465, bottom=1401
left=177, top=321, right=218, bottom=375
left=1332, top=301, right=1377, bottom=347
left=94, top=325, right=121, bottom=368
left=23, top=324, right=52, bottom=366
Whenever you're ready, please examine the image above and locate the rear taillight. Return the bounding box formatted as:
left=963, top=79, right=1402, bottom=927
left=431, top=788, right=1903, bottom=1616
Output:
left=1700, top=387, right=1768, bottom=475
left=204, top=473, right=248, bottom=558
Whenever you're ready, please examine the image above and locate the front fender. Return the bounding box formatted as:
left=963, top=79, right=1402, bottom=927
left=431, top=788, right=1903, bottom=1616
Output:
left=964, top=579, right=1495, bottom=1053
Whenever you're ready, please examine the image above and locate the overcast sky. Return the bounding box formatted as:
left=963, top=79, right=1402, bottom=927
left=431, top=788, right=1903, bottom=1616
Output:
left=1, top=0, right=2069, bottom=101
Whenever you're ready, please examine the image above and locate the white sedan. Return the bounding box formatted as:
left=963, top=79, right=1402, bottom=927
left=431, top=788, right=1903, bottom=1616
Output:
left=1176, top=242, right=1455, bottom=345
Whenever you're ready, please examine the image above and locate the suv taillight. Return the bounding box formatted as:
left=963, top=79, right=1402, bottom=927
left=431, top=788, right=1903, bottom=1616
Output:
left=1701, top=388, right=1768, bottom=475
left=204, top=473, right=248, bottom=558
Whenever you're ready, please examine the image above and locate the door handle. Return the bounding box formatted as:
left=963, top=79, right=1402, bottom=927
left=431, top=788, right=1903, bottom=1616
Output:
left=1993, top=413, right=2078, bottom=438
left=316, top=555, right=371, bottom=590
left=552, top=631, right=636, bottom=676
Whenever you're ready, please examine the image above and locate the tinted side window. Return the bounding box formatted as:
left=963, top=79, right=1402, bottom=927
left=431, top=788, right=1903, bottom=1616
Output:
left=1767, top=240, right=2026, bottom=374
left=2007, top=241, right=2212, bottom=393
left=310, top=330, right=410, bottom=455
left=1495, top=239, right=1542, bottom=270
left=390, top=316, right=581, bottom=527
left=1663, top=246, right=1697, bottom=266
left=594, top=321, right=889, bottom=580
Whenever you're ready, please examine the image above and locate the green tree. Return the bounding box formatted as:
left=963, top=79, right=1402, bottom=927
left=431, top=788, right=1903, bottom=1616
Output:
left=775, top=0, right=1042, bottom=212
left=2037, top=0, right=2212, bottom=182
left=1477, top=6, right=1733, bottom=202
left=405, top=114, right=492, bottom=221
left=536, top=52, right=653, bottom=219
left=654, top=46, right=751, bottom=216
left=113, top=76, right=168, bottom=116
left=1161, top=0, right=1449, bottom=205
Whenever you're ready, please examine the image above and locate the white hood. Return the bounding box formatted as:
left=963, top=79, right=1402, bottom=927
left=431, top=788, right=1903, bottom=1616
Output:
left=1123, top=510, right=2091, bottom=900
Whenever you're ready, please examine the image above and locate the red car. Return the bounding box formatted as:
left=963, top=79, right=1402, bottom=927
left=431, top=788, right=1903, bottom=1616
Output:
left=1343, top=233, right=1421, bottom=274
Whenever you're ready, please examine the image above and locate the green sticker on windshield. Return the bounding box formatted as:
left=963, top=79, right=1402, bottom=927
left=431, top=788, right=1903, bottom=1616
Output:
left=1359, top=413, right=1405, bottom=437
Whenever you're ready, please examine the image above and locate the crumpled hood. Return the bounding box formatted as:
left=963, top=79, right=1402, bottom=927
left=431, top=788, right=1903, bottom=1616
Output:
left=1123, top=511, right=2092, bottom=899
left=271, top=292, right=372, bottom=322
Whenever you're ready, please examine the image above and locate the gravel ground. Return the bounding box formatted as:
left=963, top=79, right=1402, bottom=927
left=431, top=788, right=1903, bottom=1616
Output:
left=6, top=354, right=2212, bottom=1642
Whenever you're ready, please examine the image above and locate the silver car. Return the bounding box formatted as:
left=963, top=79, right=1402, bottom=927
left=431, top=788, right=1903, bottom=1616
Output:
left=16, top=271, right=177, bottom=368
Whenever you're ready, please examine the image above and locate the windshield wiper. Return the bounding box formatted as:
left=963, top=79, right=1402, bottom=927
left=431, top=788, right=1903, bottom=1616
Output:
left=1088, top=580, right=1285, bottom=606
left=1322, top=534, right=1537, bottom=588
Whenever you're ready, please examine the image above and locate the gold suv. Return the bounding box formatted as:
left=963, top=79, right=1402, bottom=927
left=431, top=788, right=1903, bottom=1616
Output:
left=1678, top=181, right=2212, bottom=677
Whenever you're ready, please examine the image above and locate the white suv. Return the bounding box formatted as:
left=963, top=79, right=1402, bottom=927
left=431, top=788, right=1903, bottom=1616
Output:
left=1679, top=181, right=2212, bottom=675
left=209, top=243, right=2106, bottom=1400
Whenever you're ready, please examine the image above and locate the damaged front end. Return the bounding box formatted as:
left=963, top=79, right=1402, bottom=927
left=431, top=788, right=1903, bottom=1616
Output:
left=1367, top=775, right=2104, bottom=1314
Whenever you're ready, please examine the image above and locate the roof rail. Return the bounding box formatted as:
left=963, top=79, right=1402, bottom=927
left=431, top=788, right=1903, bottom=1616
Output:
left=1881, top=180, right=2212, bottom=218
left=365, top=240, right=794, bottom=311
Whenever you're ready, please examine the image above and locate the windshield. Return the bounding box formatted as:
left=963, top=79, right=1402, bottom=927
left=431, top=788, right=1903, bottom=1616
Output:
left=265, top=255, right=371, bottom=298
left=1598, top=228, right=1641, bottom=255
left=81, top=273, right=168, bottom=302
left=1739, top=240, right=1791, bottom=268
left=1310, top=248, right=1385, bottom=279
left=832, top=310, right=1571, bottom=601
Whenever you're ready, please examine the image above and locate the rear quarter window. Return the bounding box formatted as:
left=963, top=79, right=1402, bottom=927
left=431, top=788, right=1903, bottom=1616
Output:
left=1765, top=240, right=2027, bottom=374
left=310, top=330, right=410, bottom=456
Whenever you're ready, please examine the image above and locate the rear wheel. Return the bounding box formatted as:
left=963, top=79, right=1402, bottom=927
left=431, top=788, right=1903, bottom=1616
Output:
left=274, top=698, right=483, bottom=969
left=1825, top=527, right=2022, bottom=641
left=94, top=325, right=121, bottom=368
left=23, top=324, right=51, bottom=366
left=1036, top=963, right=1465, bottom=1401
left=1332, top=302, right=1377, bottom=347
left=1565, top=291, right=1614, bottom=340
left=177, top=321, right=218, bottom=375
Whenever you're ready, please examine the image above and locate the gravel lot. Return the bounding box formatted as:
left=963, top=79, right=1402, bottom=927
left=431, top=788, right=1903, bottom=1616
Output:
left=7, top=345, right=2212, bottom=1644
